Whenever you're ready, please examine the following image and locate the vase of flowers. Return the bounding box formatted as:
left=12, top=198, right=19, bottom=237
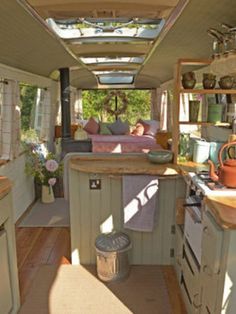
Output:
left=41, top=184, right=54, bottom=203
left=25, top=144, right=63, bottom=203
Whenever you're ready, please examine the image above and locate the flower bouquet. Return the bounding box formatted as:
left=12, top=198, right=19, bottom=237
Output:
left=25, top=144, right=63, bottom=203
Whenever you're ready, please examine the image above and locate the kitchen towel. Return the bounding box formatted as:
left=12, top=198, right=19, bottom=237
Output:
left=122, top=175, right=159, bottom=232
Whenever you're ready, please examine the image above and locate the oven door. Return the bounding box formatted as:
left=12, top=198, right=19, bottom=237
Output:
left=184, top=205, right=202, bottom=265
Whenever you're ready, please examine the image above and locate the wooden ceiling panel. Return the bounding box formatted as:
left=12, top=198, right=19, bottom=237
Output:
left=28, top=0, right=179, bottom=19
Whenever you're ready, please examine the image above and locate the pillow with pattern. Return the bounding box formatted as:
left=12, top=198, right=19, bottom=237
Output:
left=99, top=122, right=112, bottom=135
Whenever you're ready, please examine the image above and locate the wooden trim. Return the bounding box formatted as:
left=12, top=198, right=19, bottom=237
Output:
left=177, top=58, right=212, bottom=66
left=172, top=63, right=181, bottom=164
left=178, top=121, right=213, bottom=126
left=55, top=124, right=78, bottom=138
left=180, top=88, right=236, bottom=94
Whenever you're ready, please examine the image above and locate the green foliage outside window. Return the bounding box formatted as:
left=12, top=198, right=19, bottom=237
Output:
left=20, top=84, right=37, bottom=131
left=82, top=90, right=151, bottom=125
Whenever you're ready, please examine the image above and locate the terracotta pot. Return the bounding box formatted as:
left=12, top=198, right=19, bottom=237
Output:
left=203, top=78, right=216, bottom=89
left=218, top=76, right=234, bottom=89
left=41, top=185, right=55, bottom=203
left=182, top=79, right=196, bottom=89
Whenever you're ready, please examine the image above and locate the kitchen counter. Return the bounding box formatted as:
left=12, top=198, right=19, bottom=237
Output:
left=68, top=153, right=186, bottom=265
left=0, top=176, right=12, bottom=200
left=177, top=160, right=209, bottom=175
left=204, top=196, right=236, bottom=229
left=70, top=153, right=180, bottom=176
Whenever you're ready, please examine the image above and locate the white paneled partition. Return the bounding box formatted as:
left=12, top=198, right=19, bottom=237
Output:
left=69, top=169, right=186, bottom=265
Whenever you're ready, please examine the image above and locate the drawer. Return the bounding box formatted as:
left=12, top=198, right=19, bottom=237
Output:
left=184, top=207, right=202, bottom=265
left=182, top=247, right=201, bottom=307
left=202, top=211, right=223, bottom=274
left=180, top=274, right=201, bottom=314
left=174, top=225, right=183, bottom=281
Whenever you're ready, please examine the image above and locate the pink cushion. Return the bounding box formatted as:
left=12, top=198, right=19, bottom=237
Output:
left=132, top=123, right=145, bottom=136
left=83, top=117, right=99, bottom=134
left=138, top=119, right=150, bottom=134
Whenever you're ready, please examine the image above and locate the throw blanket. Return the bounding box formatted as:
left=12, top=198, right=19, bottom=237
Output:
left=88, top=134, right=162, bottom=153
left=122, top=175, right=159, bottom=232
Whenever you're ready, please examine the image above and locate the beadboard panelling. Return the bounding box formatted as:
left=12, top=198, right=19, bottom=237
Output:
left=0, top=154, right=34, bottom=222
left=69, top=169, right=186, bottom=265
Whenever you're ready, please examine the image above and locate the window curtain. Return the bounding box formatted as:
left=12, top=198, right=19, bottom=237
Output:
left=0, top=79, right=21, bottom=160
left=150, top=89, right=159, bottom=120
left=160, top=91, right=168, bottom=131
left=39, top=88, right=51, bottom=141
left=70, top=88, right=83, bottom=123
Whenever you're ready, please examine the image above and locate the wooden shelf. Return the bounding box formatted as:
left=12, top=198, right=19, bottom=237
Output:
left=172, top=57, right=234, bottom=164
left=178, top=121, right=213, bottom=126
left=177, top=58, right=212, bottom=66
left=180, top=88, right=236, bottom=94
left=178, top=121, right=231, bottom=127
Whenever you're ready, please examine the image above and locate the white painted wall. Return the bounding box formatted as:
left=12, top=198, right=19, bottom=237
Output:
left=0, top=63, right=59, bottom=222
left=0, top=153, right=35, bottom=222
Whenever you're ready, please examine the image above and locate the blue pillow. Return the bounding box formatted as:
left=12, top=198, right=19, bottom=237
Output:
left=108, top=118, right=130, bottom=135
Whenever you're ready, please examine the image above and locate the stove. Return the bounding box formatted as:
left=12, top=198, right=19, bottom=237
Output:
left=187, top=170, right=236, bottom=196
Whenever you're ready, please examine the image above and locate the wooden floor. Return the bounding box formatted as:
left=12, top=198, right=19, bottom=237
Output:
left=16, top=227, right=186, bottom=313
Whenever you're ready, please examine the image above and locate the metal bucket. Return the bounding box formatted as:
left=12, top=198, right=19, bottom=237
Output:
left=95, top=232, right=131, bottom=282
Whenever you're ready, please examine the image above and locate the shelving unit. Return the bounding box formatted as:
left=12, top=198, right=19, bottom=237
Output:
left=172, top=58, right=234, bottom=163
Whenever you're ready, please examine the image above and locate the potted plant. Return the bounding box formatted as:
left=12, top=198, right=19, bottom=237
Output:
left=25, top=144, right=63, bottom=203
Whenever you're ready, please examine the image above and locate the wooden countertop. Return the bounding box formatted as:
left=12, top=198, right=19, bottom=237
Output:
left=205, top=196, right=236, bottom=229
left=0, top=176, right=12, bottom=199
left=177, top=161, right=209, bottom=175
left=70, top=154, right=180, bottom=176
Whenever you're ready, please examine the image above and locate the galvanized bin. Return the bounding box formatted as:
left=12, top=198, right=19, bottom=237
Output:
left=95, top=231, right=131, bottom=282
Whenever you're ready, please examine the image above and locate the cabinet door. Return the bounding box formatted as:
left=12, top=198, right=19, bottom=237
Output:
left=174, top=225, right=183, bottom=281
left=180, top=274, right=201, bottom=314
left=202, top=210, right=223, bottom=274
left=0, top=230, right=13, bottom=314
left=201, top=257, right=219, bottom=314
left=182, top=245, right=201, bottom=311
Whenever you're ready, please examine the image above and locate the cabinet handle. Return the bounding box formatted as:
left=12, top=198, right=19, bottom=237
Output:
left=203, top=226, right=209, bottom=234
left=193, top=293, right=201, bottom=309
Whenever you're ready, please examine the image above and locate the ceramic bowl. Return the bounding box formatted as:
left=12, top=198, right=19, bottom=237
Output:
left=148, top=150, right=173, bottom=164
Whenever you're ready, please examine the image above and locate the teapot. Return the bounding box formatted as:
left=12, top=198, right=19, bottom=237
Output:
left=208, top=141, right=236, bottom=188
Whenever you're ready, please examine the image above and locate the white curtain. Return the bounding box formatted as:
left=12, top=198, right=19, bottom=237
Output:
left=150, top=89, right=159, bottom=120
left=70, top=88, right=83, bottom=123
left=39, top=89, right=51, bottom=141
left=160, top=91, right=168, bottom=131
left=74, top=89, right=83, bottom=120
left=0, top=80, right=21, bottom=160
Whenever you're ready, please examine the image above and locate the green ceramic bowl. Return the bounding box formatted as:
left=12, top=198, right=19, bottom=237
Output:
left=148, top=150, right=173, bottom=164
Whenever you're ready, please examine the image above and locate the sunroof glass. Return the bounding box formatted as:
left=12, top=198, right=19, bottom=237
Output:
left=98, top=75, right=134, bottom=85
left=47, top=17, right=165, bottom=41
left=80, top=57, right=145, bottom=65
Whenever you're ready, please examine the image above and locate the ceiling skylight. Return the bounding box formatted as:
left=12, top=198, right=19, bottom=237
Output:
left=98, top=75, right=134, bottom=85
left=80, top=57, right=145, bottom=65
left=46, top=16, right=166, bottom=86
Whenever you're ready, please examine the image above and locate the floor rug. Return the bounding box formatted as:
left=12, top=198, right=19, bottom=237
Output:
left=19, top=265, right=172, bottom=314
left=19, top=198, right=70, bottom=227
